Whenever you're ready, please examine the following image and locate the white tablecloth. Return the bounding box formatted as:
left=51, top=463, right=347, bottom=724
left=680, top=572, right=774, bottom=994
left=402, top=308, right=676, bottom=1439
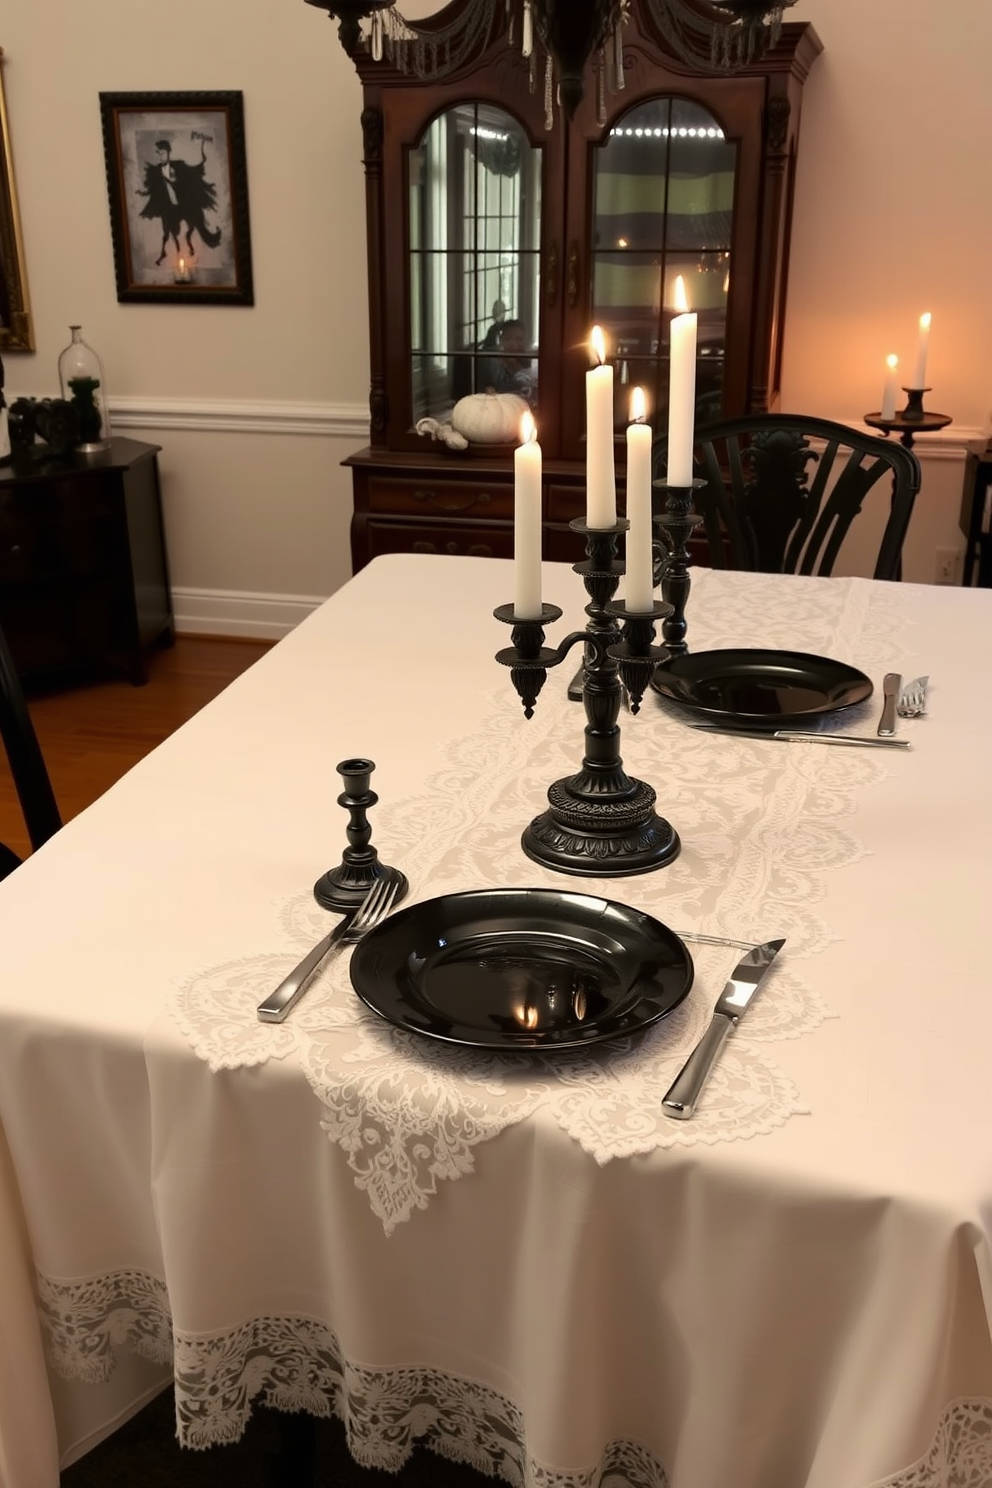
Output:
left=1, top=554, right=991, bottom=1488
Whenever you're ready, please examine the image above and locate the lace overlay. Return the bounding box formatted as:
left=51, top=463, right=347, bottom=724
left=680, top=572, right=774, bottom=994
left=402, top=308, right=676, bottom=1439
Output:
left=35, top=1269, right=992, bottom=1485
left=168, top=573, right=905, bottom=1231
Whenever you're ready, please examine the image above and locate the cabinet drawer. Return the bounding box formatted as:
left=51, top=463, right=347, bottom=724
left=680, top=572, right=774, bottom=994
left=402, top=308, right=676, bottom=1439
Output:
left=364, top=519, right=514, bottom=562
left=546, top=483, right=584, bottom=523
left=366, top=475, right=514, bottom=521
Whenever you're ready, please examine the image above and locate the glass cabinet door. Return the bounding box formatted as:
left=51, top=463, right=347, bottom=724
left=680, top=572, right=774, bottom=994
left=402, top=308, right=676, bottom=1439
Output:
left=408, top=102, right=542, bottom=425
left=589, top=95, right=736, bottom=435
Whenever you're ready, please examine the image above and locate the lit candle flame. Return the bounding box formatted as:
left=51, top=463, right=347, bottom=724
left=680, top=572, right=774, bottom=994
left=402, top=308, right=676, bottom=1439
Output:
left=520, top=411, right=537, bottom=445
left=920, top=312, right=931, bottom=332
left=673, top=275, right=690, bottom=313
left=590, top=325, right=607, bottom=366
left=886, top=353, right=898, bottom=372
left=629, top=385, right=647, bottom=424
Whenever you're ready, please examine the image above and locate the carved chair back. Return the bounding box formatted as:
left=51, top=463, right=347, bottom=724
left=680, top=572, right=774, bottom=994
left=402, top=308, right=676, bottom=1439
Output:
left=653, top=414, right=921, bottom=582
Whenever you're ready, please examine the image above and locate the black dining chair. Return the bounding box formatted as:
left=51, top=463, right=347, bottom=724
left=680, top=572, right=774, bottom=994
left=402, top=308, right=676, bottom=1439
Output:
left=0, top=619, right=62, bottom=878
left=652, top=413, right=922, bottom=582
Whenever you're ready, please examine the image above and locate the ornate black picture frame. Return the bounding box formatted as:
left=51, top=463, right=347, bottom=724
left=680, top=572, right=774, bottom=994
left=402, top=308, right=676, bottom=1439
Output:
left=99, top=90, right=254, bottom=305
left=0, top=48, right=34, bottom=351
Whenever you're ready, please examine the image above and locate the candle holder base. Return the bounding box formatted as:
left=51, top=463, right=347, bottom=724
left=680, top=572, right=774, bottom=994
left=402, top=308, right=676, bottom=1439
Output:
left=522, top=777, right=680, bottom=877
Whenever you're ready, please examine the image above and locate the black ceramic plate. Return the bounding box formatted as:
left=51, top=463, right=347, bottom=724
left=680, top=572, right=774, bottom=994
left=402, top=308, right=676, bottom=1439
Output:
left=349, top=888, right=693, bottom=1052
left=650, top=648, right=873, bottom=726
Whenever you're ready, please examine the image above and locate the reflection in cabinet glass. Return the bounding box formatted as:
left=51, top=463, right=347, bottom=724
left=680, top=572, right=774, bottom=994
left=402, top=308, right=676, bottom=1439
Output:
left=592, top=96, right=735, bottom=433
left=410, top=103, right=542, bottom=422
left=319, top=1, right=822, bottom=571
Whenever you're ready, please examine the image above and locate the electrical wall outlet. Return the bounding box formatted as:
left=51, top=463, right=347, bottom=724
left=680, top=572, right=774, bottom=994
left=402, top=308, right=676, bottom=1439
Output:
left=934, top=547, right=962, bottom=585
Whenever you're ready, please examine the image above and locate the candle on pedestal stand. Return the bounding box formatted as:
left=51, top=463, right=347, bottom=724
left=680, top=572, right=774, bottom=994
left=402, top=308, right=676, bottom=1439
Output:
left=881, top=354, right=899, bottom=421
left=586, top=325, right=617, bottom=528
left=911, top=311, right=931, bottom=390
left=513, top=412, right=543, bottom=619
left=625, top=386, right=654, bottom=611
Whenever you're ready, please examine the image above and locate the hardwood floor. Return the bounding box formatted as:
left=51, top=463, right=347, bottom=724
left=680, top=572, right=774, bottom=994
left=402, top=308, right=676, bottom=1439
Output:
left=1, top=636, right=273, bottom=862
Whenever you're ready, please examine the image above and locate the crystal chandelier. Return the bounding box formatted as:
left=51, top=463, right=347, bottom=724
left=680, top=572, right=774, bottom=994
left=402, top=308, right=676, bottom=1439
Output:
left=305, top=0, right=797, bottom=124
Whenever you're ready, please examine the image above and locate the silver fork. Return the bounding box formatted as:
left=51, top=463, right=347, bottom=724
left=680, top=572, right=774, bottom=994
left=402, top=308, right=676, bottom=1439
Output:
left=256, top=872, right=401, bottom=1023
left=897, top=675, right=929, bottom=717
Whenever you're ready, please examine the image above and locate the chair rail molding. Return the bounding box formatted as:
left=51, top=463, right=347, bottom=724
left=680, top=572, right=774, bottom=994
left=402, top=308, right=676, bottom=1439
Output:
left=108, top=395, right=369, bottom=439
left=851, top=419, right=982, bottom=461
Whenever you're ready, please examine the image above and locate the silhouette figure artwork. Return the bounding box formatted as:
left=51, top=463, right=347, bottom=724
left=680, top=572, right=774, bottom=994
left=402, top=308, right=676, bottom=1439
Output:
left=137, top=132, right=222, bottom=267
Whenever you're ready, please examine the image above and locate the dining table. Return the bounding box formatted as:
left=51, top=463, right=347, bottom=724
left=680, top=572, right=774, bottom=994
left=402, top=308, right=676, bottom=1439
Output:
left=1, top=550, right=991, bottom=1488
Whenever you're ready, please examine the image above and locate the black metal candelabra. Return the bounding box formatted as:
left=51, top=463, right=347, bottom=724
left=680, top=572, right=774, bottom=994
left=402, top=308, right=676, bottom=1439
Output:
left=652, top=476, right=705, bottom=657
left=495, top=519, right=680, bottom=877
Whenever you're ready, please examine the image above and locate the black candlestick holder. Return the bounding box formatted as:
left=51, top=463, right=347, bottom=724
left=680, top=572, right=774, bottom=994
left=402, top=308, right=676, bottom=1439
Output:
left=652, top=477, right=706, bottom=656
left=864, top=388, right=952, bottom=450
left=495, top=519, right=680, bottom=877
left=313, top=757, right=409, bottom=911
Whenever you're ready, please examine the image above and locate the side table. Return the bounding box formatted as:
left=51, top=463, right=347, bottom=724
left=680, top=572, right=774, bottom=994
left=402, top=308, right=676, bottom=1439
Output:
left=959, top=440, right=992, bottom=588
left=0, top=437, right=174, bottom=685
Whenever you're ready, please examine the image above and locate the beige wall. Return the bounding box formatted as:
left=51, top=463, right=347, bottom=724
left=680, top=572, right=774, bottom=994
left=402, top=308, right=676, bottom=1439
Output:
left=2, top=0, right=989, bottom=631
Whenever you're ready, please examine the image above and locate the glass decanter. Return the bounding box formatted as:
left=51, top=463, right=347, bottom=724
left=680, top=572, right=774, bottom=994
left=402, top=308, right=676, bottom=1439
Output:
left=57, top=326, right=111, bottom=452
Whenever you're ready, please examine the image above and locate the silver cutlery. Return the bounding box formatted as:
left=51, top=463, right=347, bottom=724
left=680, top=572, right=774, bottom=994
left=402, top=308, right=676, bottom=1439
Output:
left=675, top=930, right=762, bottom=951
left=690, top=724, right=910, bottom=749
left=897, top=675, right=929, bottom=717
left=256, top=872, right=401, bottom=1024
left=662, top=937, right=786, bottom=1120
left=877, top=671, right=901, bottom=736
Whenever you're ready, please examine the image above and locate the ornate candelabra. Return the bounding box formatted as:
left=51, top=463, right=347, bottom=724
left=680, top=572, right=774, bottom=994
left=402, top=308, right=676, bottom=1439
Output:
left=652, top=477, right=705, bottom=657
left=495, top=519, right=680, bottom=877
left=865, top=388, right=952, bottom=450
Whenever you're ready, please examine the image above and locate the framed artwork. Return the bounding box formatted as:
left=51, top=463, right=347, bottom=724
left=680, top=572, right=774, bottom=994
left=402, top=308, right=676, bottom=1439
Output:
left=99, top=90, right=254, bottom=305
left=0, top=48, right=34, bottom=351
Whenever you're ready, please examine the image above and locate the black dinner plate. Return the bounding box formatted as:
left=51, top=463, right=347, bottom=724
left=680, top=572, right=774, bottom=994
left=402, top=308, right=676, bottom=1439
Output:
left=349, top=888, right=693, bottom=1052
left=650, top=648, right=873, bottom=726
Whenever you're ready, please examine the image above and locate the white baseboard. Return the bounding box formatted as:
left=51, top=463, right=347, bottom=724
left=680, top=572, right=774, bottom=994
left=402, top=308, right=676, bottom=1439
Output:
left=172, top=587, right=327, bottom=641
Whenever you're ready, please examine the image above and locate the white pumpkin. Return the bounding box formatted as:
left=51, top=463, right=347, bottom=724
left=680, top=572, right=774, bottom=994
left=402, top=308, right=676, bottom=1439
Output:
left=451, top=390, right=529, bottom=444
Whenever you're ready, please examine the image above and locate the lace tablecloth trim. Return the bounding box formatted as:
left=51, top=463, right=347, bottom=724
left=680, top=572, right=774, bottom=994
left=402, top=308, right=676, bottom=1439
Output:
left=36, top=1269, right=992, bottom=1487
left=167, top=573, right=907, bottom=1233
left=866, top=1397, right=992, bottom=1488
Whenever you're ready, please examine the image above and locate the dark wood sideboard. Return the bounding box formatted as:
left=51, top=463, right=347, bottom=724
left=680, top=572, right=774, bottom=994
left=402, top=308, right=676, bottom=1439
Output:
left=0, top=437, right=174, bottom=685
left=329, top=6, right=821, bottom=574
left=347, top=447, right=590, bottom=569
left=959, top=440, right=992, bottom=588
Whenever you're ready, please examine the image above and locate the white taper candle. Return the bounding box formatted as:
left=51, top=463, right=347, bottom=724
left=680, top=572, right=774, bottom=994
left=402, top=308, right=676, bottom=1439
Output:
left=586, top=326, right=617, bottom=528
left=514, top=412, right=543, bottom=618
left=666, top=277, right=697, bottom=488
left=625, top=386, right=654, bottom=611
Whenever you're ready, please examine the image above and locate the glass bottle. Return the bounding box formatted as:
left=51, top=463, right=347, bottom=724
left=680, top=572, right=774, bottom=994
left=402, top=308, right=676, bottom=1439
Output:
left=57, top=326, right=111, bottom=452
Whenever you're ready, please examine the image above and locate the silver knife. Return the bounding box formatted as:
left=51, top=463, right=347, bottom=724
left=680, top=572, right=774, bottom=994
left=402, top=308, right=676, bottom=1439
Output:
left=662, top=937, right=786, bottom=1120
left=690, top=724, right=910, bottom=749
left=878, top=672, right=901, bottom=737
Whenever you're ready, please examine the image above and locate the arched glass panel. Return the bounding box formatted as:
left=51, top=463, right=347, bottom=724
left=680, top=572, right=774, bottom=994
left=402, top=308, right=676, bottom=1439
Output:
left=591, top=96, right=735, bottom=431
left=408, top=103, right=542, bottom=423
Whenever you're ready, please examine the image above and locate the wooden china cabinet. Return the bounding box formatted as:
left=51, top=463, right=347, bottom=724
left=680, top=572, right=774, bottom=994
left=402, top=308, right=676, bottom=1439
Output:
left=323, top=0, right=822, bottom=572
